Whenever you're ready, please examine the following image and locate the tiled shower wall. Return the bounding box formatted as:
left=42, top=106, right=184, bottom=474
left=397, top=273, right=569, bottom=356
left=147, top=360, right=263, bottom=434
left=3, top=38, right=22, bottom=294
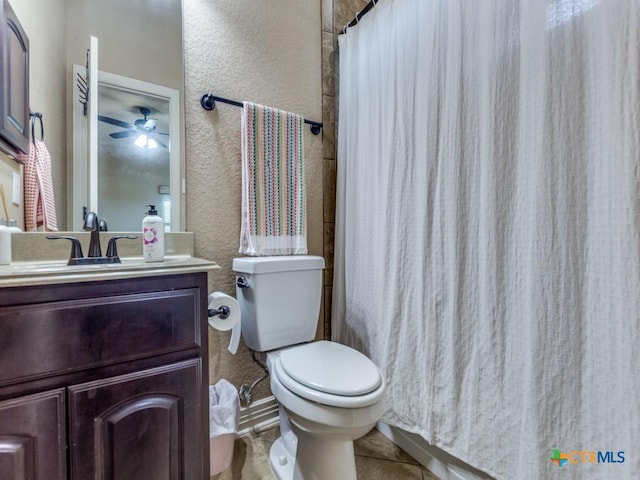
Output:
left=322, top=0, right=370, bottom=339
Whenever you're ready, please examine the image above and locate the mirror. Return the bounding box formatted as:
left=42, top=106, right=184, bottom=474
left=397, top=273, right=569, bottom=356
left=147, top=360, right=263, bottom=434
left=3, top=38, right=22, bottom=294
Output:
left=72, top=66, right=181, bottom=231
left=11, top=0, right=184, bottom=231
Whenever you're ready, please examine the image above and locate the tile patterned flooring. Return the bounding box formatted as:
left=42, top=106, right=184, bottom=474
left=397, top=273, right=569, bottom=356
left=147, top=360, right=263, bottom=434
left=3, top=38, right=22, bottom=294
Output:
left=211, top=426, right=439, bottom=479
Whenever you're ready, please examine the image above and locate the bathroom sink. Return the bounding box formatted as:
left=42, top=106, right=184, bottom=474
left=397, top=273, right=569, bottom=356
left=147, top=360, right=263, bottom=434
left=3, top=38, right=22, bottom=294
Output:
left=1, top=232, right=218, bottom=287
left=0, top=260, right=126, bottom=276
left=2, top=261, right=72, bottom=274
left=0, top=256, right=218, bottom=287
left=3, top=257, right=184, bottom=274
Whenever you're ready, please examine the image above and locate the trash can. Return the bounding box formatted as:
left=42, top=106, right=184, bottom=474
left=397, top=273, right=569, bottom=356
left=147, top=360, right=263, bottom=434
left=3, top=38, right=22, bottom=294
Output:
left=209, top=379, right=240, bottom=476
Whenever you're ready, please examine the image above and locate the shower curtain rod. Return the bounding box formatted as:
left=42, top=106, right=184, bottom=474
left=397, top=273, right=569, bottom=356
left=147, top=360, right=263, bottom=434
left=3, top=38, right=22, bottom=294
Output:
left=200, top=94, right=323, bottom=135
left=341, top=0, right=379, bottom=34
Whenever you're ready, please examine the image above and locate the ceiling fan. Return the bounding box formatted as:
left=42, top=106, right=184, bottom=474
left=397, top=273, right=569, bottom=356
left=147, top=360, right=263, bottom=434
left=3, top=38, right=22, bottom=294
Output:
left=98, top=106, right=169, bottom=148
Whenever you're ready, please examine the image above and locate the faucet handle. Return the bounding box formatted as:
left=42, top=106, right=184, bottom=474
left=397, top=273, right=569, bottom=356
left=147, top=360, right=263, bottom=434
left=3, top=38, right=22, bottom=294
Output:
left=106, top=235, right=138, bottom=258
left=46, top=235, right=84, bottom=263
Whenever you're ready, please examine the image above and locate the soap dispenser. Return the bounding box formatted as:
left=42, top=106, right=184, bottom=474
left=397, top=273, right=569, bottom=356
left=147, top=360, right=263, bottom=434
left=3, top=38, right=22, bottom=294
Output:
left=142, top=205, right=164, bottom=262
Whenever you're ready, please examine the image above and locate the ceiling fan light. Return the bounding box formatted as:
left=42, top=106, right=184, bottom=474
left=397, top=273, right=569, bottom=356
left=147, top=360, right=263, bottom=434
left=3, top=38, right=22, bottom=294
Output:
left=148, top=138, right=158, bottom=149
left=134, top=134, right=148, bottom=148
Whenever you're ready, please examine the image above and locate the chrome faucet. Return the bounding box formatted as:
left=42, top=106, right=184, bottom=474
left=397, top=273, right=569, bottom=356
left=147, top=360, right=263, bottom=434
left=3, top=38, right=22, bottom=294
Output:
left=83, top=211, right=103, bottom=257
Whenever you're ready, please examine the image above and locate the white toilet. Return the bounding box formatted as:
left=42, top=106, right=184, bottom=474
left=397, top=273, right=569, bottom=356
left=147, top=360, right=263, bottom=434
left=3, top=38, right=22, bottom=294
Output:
left=233, top=255, right=385, bottom=480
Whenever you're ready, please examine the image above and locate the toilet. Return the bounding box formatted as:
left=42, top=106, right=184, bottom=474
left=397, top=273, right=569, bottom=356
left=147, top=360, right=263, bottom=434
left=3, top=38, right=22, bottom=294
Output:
left=233, top=255, right=385, bottom=480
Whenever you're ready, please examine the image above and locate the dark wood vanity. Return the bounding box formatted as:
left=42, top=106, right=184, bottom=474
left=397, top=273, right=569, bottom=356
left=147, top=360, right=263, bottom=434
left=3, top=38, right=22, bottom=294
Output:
left=0, top=270, right=211, bottom=479
left=0, top=0, right=30, bottom=157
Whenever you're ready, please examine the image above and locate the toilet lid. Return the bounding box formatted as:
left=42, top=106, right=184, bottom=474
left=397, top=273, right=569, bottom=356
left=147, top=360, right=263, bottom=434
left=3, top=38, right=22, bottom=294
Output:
left=279, top=341, right=382, bottom=396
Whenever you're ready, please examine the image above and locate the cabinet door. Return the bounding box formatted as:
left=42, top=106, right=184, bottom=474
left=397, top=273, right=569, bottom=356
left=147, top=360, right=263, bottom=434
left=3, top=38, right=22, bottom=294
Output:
left=0, top=0, right=29, bottom=157
left=68, top=359, right=205, bottom=480
left=0, top=389, right=66, bottom=480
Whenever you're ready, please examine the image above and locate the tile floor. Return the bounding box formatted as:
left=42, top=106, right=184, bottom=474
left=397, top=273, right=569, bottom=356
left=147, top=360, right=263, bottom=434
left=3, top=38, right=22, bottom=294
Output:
left=211, top=426, right=439, bottom=479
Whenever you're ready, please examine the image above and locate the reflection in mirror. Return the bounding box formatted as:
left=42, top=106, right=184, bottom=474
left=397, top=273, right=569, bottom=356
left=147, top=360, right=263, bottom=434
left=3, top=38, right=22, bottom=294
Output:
left=73, top=70, right=180, bottom=231
left=12, top=0, right=183, bottom=231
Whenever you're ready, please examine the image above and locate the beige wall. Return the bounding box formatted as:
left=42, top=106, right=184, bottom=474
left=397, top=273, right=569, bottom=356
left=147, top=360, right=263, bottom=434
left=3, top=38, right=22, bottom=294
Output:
left=0, top=154, right=22, bottom=224
left=65, top=0, right=182, bottom=90
left=7, top=0, right=66, bottom=229
left=183, top=0, right=323, bottom=396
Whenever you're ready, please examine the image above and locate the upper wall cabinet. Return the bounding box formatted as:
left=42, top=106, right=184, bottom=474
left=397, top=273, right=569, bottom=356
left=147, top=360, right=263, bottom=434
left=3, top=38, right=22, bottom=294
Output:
left=0, top=0, right=29, bottom=159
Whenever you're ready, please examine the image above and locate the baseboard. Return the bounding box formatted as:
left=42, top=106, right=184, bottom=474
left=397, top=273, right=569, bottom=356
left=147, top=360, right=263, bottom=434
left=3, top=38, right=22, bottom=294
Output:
left=376, top=422, right=494, bottom=480
left=237, top=395, right=280, bottom=437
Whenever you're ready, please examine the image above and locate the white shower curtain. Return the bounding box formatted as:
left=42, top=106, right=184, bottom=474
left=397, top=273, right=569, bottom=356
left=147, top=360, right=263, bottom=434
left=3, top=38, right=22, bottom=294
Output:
left=333, top=1, right=640, bottom=479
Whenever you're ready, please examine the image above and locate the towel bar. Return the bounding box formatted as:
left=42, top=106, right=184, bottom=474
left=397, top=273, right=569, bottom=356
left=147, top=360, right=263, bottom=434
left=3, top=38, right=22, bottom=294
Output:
left=200, top=94, right=323, bottom=135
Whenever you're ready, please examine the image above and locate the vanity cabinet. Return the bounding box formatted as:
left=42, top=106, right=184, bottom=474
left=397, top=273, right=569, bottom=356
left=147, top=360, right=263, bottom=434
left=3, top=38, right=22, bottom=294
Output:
left=0, top=272, right=210, bottom=480
left=0, top=389, right=66, bottom=480
left=0, top=0, right=30, bottom=157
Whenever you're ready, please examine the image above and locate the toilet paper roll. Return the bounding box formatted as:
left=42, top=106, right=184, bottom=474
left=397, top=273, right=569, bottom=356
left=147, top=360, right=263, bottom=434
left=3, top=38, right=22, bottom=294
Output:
left=208, top=292, right=242, bottom=354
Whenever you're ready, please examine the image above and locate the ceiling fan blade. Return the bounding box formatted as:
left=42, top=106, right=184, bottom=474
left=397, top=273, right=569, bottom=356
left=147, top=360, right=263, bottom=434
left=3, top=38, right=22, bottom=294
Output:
left=109, top=130, right=139, bottom=138
left=98, top=115, right=134, bottom=129
left=156, top=132, right=170, bottom=136
left=152, top=136, right=168, bottom=148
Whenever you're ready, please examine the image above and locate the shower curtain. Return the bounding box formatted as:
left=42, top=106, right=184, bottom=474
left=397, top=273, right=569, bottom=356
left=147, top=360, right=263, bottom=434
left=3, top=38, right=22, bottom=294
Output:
left=333, top=1, right=640, bottom=479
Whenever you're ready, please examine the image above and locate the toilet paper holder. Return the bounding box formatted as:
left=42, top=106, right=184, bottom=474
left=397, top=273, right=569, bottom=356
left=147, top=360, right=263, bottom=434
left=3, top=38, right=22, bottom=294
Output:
left=207, top=292, right=241, bottom=355
left=208, top=305, right=231, bottom=319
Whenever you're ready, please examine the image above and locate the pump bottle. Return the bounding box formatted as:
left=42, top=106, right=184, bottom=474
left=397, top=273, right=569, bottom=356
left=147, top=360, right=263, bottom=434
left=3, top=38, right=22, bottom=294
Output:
left=142, top=205, right=164, bottom=262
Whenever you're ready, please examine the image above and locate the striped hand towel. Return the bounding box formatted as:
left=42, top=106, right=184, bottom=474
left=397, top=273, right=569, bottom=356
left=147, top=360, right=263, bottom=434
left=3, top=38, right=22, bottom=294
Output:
left=240, top=101, right=307, bottom=256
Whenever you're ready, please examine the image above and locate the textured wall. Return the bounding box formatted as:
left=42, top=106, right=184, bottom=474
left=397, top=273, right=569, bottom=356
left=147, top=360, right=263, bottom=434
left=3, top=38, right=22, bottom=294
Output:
left=183, top=0, right=323, bottom=397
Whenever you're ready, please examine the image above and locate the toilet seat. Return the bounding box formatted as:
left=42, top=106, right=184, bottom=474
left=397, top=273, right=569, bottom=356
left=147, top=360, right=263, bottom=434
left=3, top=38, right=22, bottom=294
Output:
left=273, top=341, right=385, bottom=408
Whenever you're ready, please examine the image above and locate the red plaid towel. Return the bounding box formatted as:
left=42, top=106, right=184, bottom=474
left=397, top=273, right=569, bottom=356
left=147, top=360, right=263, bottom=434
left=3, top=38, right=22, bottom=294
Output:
left=19, top=140, right=58, bottom=232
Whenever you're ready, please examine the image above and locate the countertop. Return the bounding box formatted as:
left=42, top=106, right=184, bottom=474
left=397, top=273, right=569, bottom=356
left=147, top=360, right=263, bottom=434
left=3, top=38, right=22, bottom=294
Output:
left=0, top=256, right=219, bottom=287
left=0, top=232, right=219, bottom=287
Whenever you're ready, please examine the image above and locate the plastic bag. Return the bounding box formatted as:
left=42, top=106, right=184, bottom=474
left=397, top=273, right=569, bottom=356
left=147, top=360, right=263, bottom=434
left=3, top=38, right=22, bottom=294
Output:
left=209, top=379, right=240, bottom=437
left=209, top=379, right=240, bottom=475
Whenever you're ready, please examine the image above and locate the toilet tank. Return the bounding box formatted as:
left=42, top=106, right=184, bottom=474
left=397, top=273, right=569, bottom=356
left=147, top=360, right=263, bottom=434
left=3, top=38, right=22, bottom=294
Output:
left=233, top=256, right=325, bottom=352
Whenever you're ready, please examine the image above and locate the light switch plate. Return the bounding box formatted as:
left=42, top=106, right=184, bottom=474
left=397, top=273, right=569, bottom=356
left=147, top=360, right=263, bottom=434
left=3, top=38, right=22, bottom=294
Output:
left=12, top=171, right=20, bottom=205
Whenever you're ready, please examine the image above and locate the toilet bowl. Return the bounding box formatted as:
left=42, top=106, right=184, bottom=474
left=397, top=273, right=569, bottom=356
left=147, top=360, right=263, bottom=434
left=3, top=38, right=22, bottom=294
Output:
left=232, top=256, right=386, bottom=480
left=266, top=342, right=385, bottom=480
